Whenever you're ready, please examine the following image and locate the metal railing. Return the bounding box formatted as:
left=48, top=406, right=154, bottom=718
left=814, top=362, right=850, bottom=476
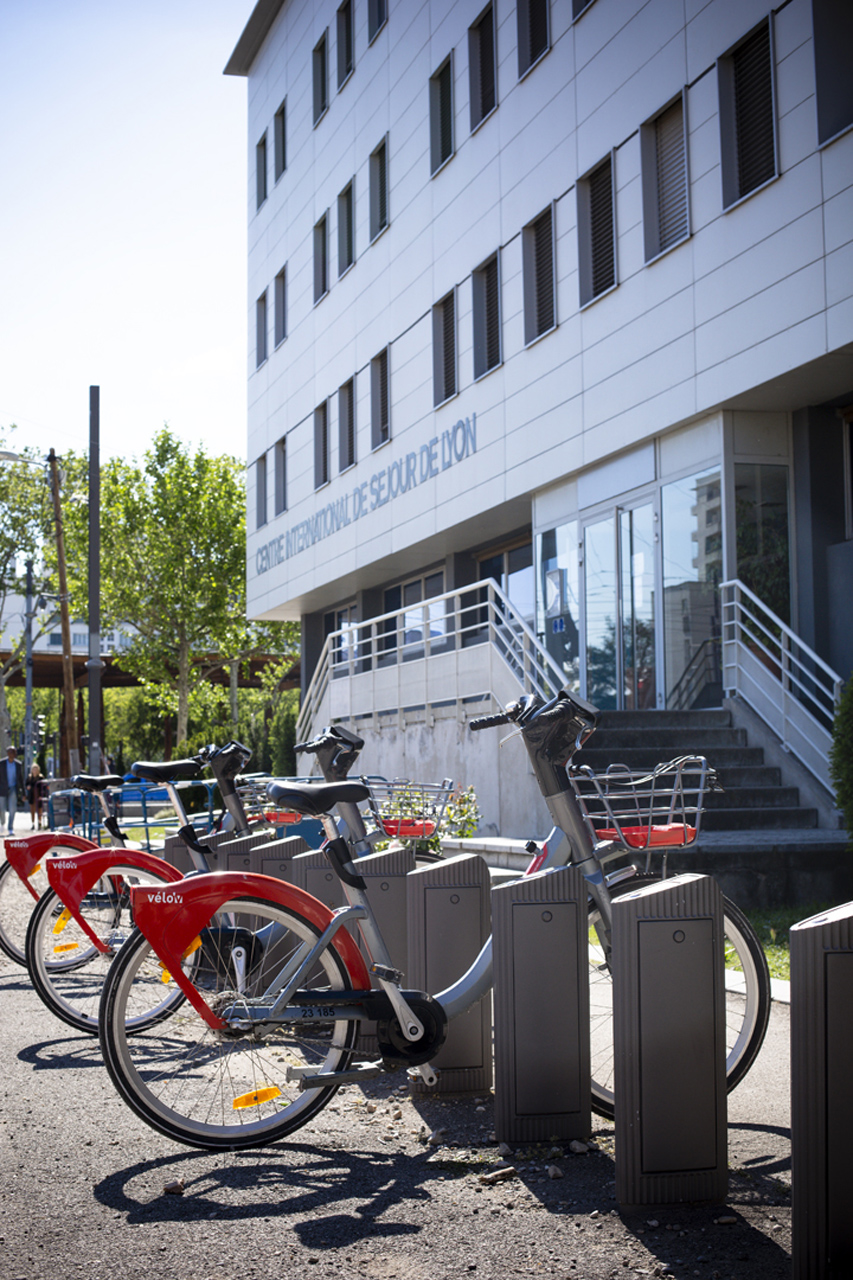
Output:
left=721, top=578, right=843, bottom=795
left=297, top=578, right=567, bottom=741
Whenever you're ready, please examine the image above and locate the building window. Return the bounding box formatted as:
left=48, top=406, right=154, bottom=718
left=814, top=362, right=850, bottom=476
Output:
left=469, top=5, right=496, bottom=131
left=430, top=56, right=454, bottom=174
left=256, top=133, right=267, bottom=209
left=813, top=0, right=853, bottom=145
left=256, top=454, right=267, bottom=528
left=338, top=181, right=355, bottom=276
left=522, top=206, right=555, bottom=344
left=578, top=155, right=615, bottom=306
left=313, top=31, right=328, bottom=125
left=274, top=266, right=287, bottom=346
left=432, top=290, right=456, bottom=406
left=641, top=93, right=689, bottom=262
left=337, top=0, right=354, bottom=89
left=314, top=213, right=328, bottom=303
left=314, top=401, right=329, bottom=488
left=274, top=436, right=287, bottom=515
left=256, top=291, right=268, bottom=366
left=371, top=347, right=390, bottom=448
left=339, top=378, right=355, bottom=471
left=473, top=253, right=501, bottom=378
left=719, top=20, right=777, bottom=209
left=274, top=99, right=286, bottom=180
left=572, top=0, right=593, bottom=17
left=369, top=137, right=389, bottom=240
left=517, top=0, right=549, bottom=78
left=368, top=0, right=387, bottom=43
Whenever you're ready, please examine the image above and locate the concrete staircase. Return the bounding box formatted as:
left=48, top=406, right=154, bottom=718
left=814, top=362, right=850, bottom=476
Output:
left=574, top=708, right=817, bottom=832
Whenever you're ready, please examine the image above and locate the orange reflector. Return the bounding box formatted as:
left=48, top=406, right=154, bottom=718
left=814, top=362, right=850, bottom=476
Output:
left=52, top=908, right=72, bottom=935
left=182, top=936, right=202, bottom=960
left=232, top=1086, right=282, bottom=1111
left=28, top=863, right=42, bottom=878
left=160, top=968, right=172, bottom=983
left=53, top=942, right=79, bottom=954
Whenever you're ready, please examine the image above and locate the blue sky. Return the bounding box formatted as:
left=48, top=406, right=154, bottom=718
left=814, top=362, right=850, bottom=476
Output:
left=0, top=0, right=256, bottom=466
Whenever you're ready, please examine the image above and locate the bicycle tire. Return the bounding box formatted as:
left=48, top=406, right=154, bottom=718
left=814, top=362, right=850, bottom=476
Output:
left=99, top=895, right=359, bottom=1150
left=589, top=874, right=771, bottom=1119
left=26, top=863, right=182, bottom=1035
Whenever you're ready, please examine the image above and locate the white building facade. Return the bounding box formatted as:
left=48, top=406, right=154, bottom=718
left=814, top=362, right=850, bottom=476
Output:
left=228, top=0, right=853, bottom=832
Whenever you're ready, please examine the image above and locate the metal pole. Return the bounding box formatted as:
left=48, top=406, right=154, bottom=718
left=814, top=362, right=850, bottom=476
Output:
left=48, top=448, right=80, bottom=777
left=87, top=386, right=103, bottom=774
left=24, top=559, right=34, bottom=776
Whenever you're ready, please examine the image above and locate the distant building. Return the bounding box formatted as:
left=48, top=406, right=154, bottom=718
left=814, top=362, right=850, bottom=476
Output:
left=227, top=0, right=853, bottom=832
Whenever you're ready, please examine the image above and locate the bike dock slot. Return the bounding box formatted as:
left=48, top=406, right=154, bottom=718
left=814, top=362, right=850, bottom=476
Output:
left=492, top=865, right=590, bottom=1143
left=790, top=900, right=853, bottom=1279
left=612, top=873, right=728, bottom=1210
left=407, top=854, right=492, bottom=1094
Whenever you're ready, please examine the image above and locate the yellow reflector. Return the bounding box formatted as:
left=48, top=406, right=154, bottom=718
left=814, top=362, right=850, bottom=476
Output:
left=52, top=908, right=72, bottom=935
left=28, top=863, right=42, bottom=878
left=53, top=942, right=79, bottom=954
left=232, top=1086, right=282, bottom=1111
left=160, top=968, right=172, bottom=984
left=182, top=936, right=202, bottom=960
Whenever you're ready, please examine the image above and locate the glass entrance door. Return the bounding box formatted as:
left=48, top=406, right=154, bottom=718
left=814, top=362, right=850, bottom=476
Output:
left=583, top=501, right=657, bottom=710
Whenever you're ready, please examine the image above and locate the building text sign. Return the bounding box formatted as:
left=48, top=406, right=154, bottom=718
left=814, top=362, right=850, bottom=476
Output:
left=255, top=415, right=477, bottom=575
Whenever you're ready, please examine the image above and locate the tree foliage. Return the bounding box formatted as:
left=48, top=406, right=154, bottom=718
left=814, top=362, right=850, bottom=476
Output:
left=830, top=675, right=853, bottom=844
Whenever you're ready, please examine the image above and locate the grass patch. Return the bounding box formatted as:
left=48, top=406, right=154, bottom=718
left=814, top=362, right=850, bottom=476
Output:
left=741, top=902, right=835, bottom=982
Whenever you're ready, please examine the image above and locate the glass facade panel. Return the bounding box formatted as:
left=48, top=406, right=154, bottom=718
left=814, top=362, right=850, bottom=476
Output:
left=661, top=468, right=722, bottom=709
left=584, top=516, right=618, bottom=708
left=734, top=462, right=790, bottom=623
left=537, top=522, right=580, bottom=692
left=619, top=505, right=656, bottom=709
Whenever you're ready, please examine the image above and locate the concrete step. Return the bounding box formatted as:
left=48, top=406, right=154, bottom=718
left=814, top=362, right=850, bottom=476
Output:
left=593, top=709, right=734, bottom=731
left=705, top=786, right=800, bottom=809
left=576, top=745, right=767, bottom=770
left=581, top=726, right=748, bottom=751
left=702, top=806, right=818, bottom=831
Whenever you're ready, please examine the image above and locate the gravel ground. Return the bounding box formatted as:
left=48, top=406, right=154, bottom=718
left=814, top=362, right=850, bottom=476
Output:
left=0, top=949, right=792, bottom=1280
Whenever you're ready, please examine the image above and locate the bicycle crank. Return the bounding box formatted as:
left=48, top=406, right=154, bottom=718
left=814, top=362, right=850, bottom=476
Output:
left=376, top=993, right=447, bottom=1066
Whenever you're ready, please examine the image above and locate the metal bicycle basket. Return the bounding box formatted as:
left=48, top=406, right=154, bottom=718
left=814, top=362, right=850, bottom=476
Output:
left=567, top=755, right=716, bottom=852
left=363, top=776, right=454, bottom=844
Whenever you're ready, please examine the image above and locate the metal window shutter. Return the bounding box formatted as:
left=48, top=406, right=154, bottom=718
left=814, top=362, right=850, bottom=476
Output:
left=534, top=210, right=554, bottom=336
left=442, top=294, right=456, bottom=399
left=528, top=0, right=548, bottom=66
left=439, top=63, right=453, bottom=164
left=376, top=144, right=387, bottom=230
left=478, top=12, right=495, bottom=119
left=589, top=159, right=615, bottom=298
left=656, top=99, right=687, bottom=252
left=484, top=256, right=500, bottom=370
left=377, top=350, right=388, bottom=439
left=733, top=24, right=775, bottom=198
left=314, top=404, right=328, bottom=487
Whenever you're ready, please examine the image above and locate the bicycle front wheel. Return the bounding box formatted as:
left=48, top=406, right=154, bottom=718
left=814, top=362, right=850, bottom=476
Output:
left=26, top=864, right=181, bottom=1035
left=589, top=875, right=771, bottom=1119
left=0, top=855, right=51, bottom=966
left=99, top=896, right=359, bottom=1150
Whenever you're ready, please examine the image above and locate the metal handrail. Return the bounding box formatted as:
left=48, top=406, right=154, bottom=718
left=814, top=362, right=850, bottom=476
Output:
left=720, top=578, right=843, bottom=794
left=297, top=578, right=566, bottom=740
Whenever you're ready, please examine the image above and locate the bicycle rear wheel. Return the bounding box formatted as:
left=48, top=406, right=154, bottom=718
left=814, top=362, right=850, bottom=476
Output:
left=589, top=875, right=771, bottom=1119
left=26, top=864, right=181, bottom=1035
left=0, top=855, right=51, bottom=966
left=99, top=895, right=359, bottom=1150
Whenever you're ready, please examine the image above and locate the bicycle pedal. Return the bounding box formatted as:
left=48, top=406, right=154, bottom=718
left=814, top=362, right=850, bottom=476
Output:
left=286, top=1058, right=389, bottom=1088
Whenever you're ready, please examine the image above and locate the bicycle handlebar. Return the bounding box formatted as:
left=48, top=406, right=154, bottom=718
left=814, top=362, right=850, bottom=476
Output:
left=469, top=712, right=512, bottom=731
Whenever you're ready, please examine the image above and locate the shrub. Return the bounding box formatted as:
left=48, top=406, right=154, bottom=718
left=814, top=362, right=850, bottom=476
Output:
left=829, top=673, right=853, bottom=842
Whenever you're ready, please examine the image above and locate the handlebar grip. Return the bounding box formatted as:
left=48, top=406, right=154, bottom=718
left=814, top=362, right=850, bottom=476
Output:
left=469, top=712, right=512, bottom=731
left=293, top=739, right=320, bottom=754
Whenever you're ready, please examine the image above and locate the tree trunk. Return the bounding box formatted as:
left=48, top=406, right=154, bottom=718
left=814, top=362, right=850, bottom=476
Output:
left=177, top=637, right=190, bottom=747
left=0, top=681, right=10, bottom=748
left=230, top=661, right=239, bottom=734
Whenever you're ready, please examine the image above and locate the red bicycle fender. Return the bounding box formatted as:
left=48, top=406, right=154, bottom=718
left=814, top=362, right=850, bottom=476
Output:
left=130, top=872, right=371, bottom=1031
left=4, top=833, right=100, bottom=902
left=46, top=849, right=183, bottom=953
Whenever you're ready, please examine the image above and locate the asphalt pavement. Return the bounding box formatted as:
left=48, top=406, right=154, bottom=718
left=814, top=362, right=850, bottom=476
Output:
left=0, top=932, right=793, bottom=1280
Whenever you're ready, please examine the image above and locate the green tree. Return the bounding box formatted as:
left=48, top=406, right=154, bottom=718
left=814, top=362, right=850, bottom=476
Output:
left=830, top=675, right=853, bottom=844
left=70, top=428, right=295, bottom=752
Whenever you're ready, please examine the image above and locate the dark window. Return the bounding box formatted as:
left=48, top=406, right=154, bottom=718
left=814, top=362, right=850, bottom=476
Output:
left=274, top=100, right=286, bottom=180
left=473, top=254, right=501, bottom=378
left=314, top=401, right=329, bottom=488
left=430, top=57, right=454, bottom=174
left=339, top=378, right=355, bottom=471
left=256, top=454, right=267, bottom=528
left=517, top=0, right=549, bottom=78
left=469, top=6, right=496, bottom=131
left=314, top=214, right=328, bottom=303
left=371, top=348, right=389, bottom=448
left=370, top=138, right=388, bottom=239
left=274, top=266, right=287, bottom=346
left=813, top=0, right=853, bottom=144
left=274, top=437, right=287, bottom=515
left=337, top=0, right=354, bottom=89
left=719, top=21, right=777, bottom=208
left=313, top=32, right=328, bottom=124
left=256, top=133, right=267, bottom=209
left=256, top=292, right=268, bottom=366
left=368, top=0, right=387, bottom=42
left=579, top=156, right=615, bottom=305
left=642, top=95, right=688, bottom=261
left=432, top=290, right=456, bottom=405
left=523, top=207, right=555, bottom=343
left=338, top=182, right=354, bottom=275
